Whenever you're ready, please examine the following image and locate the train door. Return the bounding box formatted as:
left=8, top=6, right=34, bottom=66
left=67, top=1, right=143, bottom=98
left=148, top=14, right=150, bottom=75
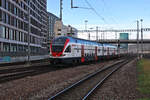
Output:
left=107, top=47, right=109, bottom=59
left=95, top=46, right=98, bottom=61
left=71, top=44, right=75, bottom=56
left=107, top=47, right=109, bottom=55
left=114, top=48, right=116, bottom=56
left=81, top=45, right=84, bottom=62
left=102, top=44, right=105, bottom=56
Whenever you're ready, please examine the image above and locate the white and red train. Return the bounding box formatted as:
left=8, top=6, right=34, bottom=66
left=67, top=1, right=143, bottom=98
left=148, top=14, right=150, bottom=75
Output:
left=49, top=36, right=126, bottom=64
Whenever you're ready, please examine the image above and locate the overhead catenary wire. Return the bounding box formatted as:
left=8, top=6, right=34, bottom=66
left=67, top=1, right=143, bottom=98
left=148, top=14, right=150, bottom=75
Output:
left=99, top=0, right=119, bottom=25
left=84, top=0, right=107, bottom=24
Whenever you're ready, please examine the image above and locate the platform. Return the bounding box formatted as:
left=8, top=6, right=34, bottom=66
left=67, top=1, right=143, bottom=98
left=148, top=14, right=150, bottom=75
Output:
left=0, top=55, right=49, bottom=64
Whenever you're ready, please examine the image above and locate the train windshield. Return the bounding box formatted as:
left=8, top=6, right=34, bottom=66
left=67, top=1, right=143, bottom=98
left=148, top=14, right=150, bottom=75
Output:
left=51, top=37, right=67, bottom=52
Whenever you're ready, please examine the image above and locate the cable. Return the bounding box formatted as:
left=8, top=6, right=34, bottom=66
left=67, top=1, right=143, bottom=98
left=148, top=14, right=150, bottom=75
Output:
left=84, top=0, right=107, bottom=24
left=99, top=0, right=119, bottom=25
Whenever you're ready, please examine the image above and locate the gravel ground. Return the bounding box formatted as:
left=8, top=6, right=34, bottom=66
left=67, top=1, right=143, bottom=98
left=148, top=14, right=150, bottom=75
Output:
left=89, top=59, right=141, bottom=100
left=0, top=60, right=115, bottom=100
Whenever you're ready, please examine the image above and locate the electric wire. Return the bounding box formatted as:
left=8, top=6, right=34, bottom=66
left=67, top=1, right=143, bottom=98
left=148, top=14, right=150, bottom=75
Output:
left=84, top=0, right=107, bottom=24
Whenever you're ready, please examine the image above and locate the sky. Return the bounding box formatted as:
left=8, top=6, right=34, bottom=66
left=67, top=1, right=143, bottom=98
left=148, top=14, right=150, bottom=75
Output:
left=47, top=0, right=150, bottom=39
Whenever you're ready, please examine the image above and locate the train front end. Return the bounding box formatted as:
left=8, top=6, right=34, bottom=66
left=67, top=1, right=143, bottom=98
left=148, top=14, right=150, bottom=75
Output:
left=49, top=37, right=70, bottom=64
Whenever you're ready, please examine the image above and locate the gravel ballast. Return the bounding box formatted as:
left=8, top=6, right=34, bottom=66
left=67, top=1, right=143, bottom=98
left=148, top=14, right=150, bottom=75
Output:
left=0, top=60, right=115, bottom=100
left=89, top=59, right=140, bottom=100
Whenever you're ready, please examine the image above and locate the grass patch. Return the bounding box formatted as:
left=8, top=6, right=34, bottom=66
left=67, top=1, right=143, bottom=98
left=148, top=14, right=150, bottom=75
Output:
left=138, top=99, right=150, bottom=100
left=137, top=58, right=150, bottom=99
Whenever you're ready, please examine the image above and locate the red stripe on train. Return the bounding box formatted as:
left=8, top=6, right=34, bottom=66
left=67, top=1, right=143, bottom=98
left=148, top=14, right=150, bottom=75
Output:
left=81, top=45, right=85, bottom=62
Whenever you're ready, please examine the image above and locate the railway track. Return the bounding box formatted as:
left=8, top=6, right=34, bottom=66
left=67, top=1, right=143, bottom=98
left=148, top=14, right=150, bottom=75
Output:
left=48, top=58, right=133, bottom=100
left=0, top=63, right=51, bottom=74
left=0, top=57, right=126, bottom=84
left=0, top=64, right=66, bottom=83
left=0, top=58, right=50, bottom=68
left=0, top=61, right=102, bottom=84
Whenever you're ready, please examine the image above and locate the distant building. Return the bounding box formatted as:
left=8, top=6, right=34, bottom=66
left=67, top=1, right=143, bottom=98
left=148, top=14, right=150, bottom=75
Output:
left=54, top=20, right=78, bottom=38
left=47, top=12, right=59, bottom=52
left=47, top=12, right=59, bottom=40
left=66, top=25, right=78, bottom=38
left=0, top=0, right=48, bottom=57
left=120, top=33, right=129, bottom=49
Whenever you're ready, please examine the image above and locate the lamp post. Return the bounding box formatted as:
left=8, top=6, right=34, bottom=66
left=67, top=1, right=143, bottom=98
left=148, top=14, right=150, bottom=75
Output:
left=140, top=19, right=143, bottom=58
left=137, top=20, right=140, bottom=59
left=96, top=26, right=98, bottom=41
left=85, top=20, right=88, bottom=32
left=60, top=0, right=63, bottom=21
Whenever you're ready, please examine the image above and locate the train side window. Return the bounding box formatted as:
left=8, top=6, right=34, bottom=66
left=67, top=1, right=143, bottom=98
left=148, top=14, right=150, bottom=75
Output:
left=65, top=46, right=71, bottom=53
left=98, top=49, right=100, bottom=52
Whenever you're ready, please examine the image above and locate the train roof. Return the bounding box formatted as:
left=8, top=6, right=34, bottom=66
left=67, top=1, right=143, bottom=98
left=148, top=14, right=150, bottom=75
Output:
left=54, top=36, right=117, bottom=48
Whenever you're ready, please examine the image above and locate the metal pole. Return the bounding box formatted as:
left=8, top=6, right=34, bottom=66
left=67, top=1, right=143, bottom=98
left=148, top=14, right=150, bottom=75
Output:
left=140, top=19, right=143, bottom=58
left=89, top=28, right=93, bottom=40
left=115, top=31, right=117, bottom=39
left=137, top=20, right=139, bottom=59
left=60, top=0, right=63, bottom=21
left=96, top=26, right=98, bottom=41
left=88, top=33, right=90, bottom=40
left=27, top=1, right=30, bottom=64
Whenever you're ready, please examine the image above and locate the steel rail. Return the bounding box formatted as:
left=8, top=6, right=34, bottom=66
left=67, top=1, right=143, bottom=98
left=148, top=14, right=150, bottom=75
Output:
left=82, top=59, right=131, bottom=100
left=48, top=59, right=125, bottom=100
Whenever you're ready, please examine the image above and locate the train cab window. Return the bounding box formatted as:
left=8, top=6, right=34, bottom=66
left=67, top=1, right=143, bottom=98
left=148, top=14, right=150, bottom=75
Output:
left=65, top=45, right=71, bottom=53
left=51, top=37, right=67, bottom=52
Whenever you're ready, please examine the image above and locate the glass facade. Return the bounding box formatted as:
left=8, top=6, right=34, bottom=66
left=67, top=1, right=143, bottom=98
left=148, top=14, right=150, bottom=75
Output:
left=120, top=33, right=129, bottom=49
left=48, top=12, right=59, bottom=39
left=0, top=0, right=48, bottom=56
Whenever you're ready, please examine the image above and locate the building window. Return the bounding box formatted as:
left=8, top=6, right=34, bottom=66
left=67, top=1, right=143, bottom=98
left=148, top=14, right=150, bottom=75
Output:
left=2, top=11, right=6, bottom=23
left=9, top=29, right=13, bottom=40
left=5, top=0, right=9, bottom=10
left=14, top=6, right=17, bottom=15
left=3, top=43, right=10, bottom=52
left=11, top=16, right=14, bottom=26
left=5, top=27, right=9, bottom=39
left=22, top=33, right=24, bottom=42
left=16, top=31, right=19, bottom=41
left=6, top=13, right=9, bottom=24
left=14, top=30, right=18, bottom=40
left=18, top=32, right=21, bottom=41
left=0, top=0, right=1, bottom=6
left=2, top=0, right=6, bottom=8
left=11, top=4, right=14, bottom=14
left=0, top=25, right=5, bottom=38
left=12, top=29, right=15, bottom=40
left=0, top=10, right=2, bottom=21
left=14, top=18, right=17, bottom=27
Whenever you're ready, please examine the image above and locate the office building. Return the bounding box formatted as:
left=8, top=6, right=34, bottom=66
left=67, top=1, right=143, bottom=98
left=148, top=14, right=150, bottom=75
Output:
left=47, top=12, right=59, bottom=40
left=0, top=0, right=48, bottom=57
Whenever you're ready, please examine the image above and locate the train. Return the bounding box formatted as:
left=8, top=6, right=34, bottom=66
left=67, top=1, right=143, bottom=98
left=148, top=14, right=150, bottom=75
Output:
left=49, top=36, right=127, bottom=64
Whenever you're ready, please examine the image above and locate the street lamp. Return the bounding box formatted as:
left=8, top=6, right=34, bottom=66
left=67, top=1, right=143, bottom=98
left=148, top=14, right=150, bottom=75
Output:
left=140, top=19, right=143, bottom=58
left=137, top=20, right=140, bottom=59
left=60, top=0, right=63, bottom=21
left=85, top=20, right=88, bottom=32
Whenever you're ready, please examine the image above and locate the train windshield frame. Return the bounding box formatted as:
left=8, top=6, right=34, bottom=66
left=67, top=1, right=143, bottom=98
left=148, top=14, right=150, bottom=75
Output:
left=52, top=37, right=67, bottom=45
left=51, top=37, right=67, bottom=52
